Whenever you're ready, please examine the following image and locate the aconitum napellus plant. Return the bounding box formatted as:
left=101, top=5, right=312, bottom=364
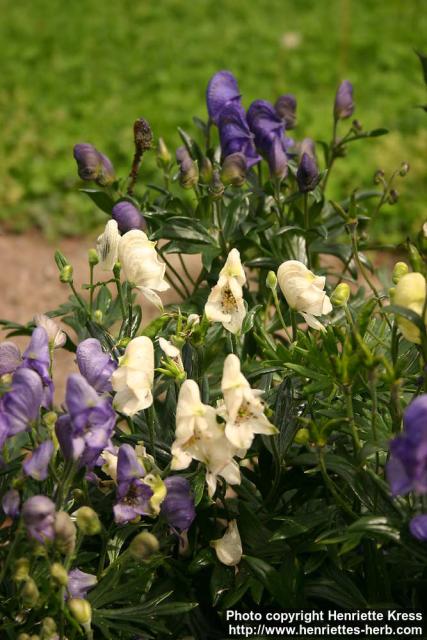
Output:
left=1, top=67, right=427, bottom=639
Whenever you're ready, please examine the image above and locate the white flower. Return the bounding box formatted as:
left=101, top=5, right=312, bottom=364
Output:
left=211, top=520, right=242, bottom=566
left=205, top=249, right=246, bottom=334
left=221, top=354, right=278, bottom=450
left=34, top=314, right=66, bottom=349
left=187, top=314, right=200, bottom=327
left=119, top=230, right=169, bottom=309
left=158, top=337, right=183, bottom=372
left=111, top=336, right=154, bottom=416
left=277, top=260, right=332, bottom=330
left=171, top=379, right=241, bottom=496
left=100, top=448, right=118, bottom=482
left=96, top=220, right=120, bottom=271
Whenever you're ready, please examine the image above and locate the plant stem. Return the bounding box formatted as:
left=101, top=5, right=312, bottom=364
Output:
left=344, top=385, right=362, bottom=454
left=318, top=448, right=356, bottom=517
left=303, top=192, right=311, bottom=269
left=89, top=263, right=95, bottom=316
left=161, top=252, right=190, bottom=299
left=290, top=309, right=298, bottom=342
left=272, top=290, right=292, bottom=342
left=178, top=253, right=196, bottom=287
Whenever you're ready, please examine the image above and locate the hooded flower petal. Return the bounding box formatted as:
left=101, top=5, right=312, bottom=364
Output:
left=161, top=476, right=195, bottom=531
left=409, top=515, right=427, bottom=541
left=67, top=569, right=98, bottom=599
left=22, top=495, right=56, bottom=542
left=111, top=336, right=154, bottom=416
left=247, top=99, right=292, bottom=178
left=34, top=314, right=66, bottom=349
left=76, top=338, right=117, bottom=393
left=0, top=341, right=21, bottom=376
left=96, top=220, right=121, bottom=271
left=218, top=102, right=261, bottom=168
left=211, top=520, right=242, bottom=566
left=334, top=80, right=354, bottom=120
left=2, top=489, right=20, bottom=518
left=0, top=368, right=44, bottom=435
left=277, top=260, right=332, bottom=327
left=112, top=201, right=145, bottom=233
left=206, top=70, right=241, bottom=124
left=23, top=440, right=54, bottom=481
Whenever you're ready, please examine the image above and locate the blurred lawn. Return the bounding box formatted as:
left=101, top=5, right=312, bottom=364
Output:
left=0, top=0, right=426, bottom=240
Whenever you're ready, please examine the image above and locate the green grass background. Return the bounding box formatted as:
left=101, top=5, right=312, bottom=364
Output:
left=1, top=0, right=426, bottom=239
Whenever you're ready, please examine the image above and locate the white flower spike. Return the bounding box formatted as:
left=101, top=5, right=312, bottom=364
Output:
left=205, top=249, right=246, bottom=334
left=118, top=230, right=169, bottom=310
left=111, top=336, right=154, bottom=416
left=277, top=260, right=332, bottom=331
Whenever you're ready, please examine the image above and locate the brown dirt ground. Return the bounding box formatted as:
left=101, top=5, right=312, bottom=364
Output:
left=0, top=231, right=201, bottom=401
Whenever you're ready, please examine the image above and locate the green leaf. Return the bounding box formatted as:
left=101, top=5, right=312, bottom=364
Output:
left=242, top=305, right=262, bottom=334
left=416, top=49, right=427, bottom=85
left=81, top=189, right=115, bottom=214
left=154, top=216, right=214, bottom=245
left=385, top=304, right=426, bottom=336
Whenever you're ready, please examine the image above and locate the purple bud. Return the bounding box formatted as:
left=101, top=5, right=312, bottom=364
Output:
left=410, top=515, right=427, bottom=541
left=67, top=568, right=97, bottom=599
left=0, top=342, right=21, bottom=376
left=2, top=489, right=20, bottom=518
left=161, top=476, right=195, bottom=531
left=76, top=338, right=117, bottom=393
left=274, top=94, right=297, bottom=129
left=296, top=153, right=320, bottom=192
left=206, top=70, right=241, bottom=125
left=220, top=152, right=247, bottom=187
left=334, top=81, right=354, bottom=120
left=176, top=146, right=199, bottom=189
left=23, top=440, right=54, bottom=481
left=73, top=143, right=115, bottom=186
left=22, top=495, right=56, bottom=543
left=299, top=137, right=316, bottom=159
left=112, top=201, right=145, bottom=233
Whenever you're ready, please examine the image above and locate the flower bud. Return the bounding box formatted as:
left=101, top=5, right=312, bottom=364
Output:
left=221, top=152, right=247, bottom=187
left=334, top=80, right=354, bottom=120
left=299, top=137, right=316, bottom=159
left=274, top=94, right=297, bottom=129
left=112, top=201, right=145, bottom=233
left=399, top=162, right=410, bottom=177
left=73, top=143, right=115, bottom=186
left=408, top=243, right=424, bottom=273
left=394, top=272, right=426, bottom=344
left=294, top=428, right=310, bottom=445
left=157, top=137, right=172, bottom=167
left=176, top=146, right=199, bottom=189
left=330, top=283, right=350, bottom=306
left=41, top=617, right=57, bottom=640
left=68, top=598, right=92, bottom=628
left=50, top=562, right=69, bottom=586
left=296, top=153, right=319, bottom=193
left=13, top=558, right=30, bottom=582
left=373, top=169, right=385, bottom=185
left=266, top=271, right=277, bottom=291
left=43, top=411, right=58, bottom=429
left=59, top=265, right=73, bottom=284
left=388, top=189, right=398, bottom=205
left=199, top=156, right=213, bottom=184
left=392, top=261, right=409, bottom=284
left=75, top=506, right=102, bottom=535
left=128, top=531, right=159, bottom=560
left=54, top=511, right=76, bottom=555
left=88, top=249, right=99, bottom=266
left=209, top=170, right=225, bottom=200
left=133, top=117, right=153, bottom=154
left=94, top=310, right=103, bottom=324
left=21, top=577, right=39, bottom=608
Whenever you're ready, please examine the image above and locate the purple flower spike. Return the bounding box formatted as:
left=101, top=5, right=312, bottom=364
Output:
left=56, top=374, right=116, bottom=468
left=247, top=100, right=292, bottom=178
left=2, top=489, right=20, bottom=518
left=73, top=143, right=116, bottom=187
left=334, top=80, right=354, bottom=120
left=23, top=440, right=54, bottom=481
left=387, top=395, right=427, bottom=496
left=76, top=339, right=117, bottom=394
left=410, top=515, right=427, bottom=541
left=112, top=201, right=145, bottom=234
left=206, top=70, right=241, bottom=125
left=161, top=476, right=195, bottom=532
left=0, top=368, right=43, bottom=436
left=296, top=153, right=320, bottom=193
left=275, top=94, right=297, bottom=129
left=113, top=444, right=152, bottom=524
left=218, top=102, right=261, bottom=169
left=67, top=568, right=98, bottom=599
left=0, top=342, right=21, bottom=376
left=22, top=495, right=56, bottom=543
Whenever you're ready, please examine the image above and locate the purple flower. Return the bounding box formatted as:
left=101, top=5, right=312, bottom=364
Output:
left=23, top=440, right=54, bottom=481
left=55, top=374, right=116, bottom=468
left=22, top=495, right=56, bottom=543
left=410, top=515, right=427, bottom=541
left=206, top=70, right=241, bottom=125
left=334, top=80, right=354, bottom=120
left=76, top=339, right=117, bottom=394
left=22, top=327, right=54, bottom=406
left=274, top=94, right=297, bottom=129
left=247, top=100, right=291, bottom=178
left=176, top=146, right=199, bottom=189
left=387, top=395, right=427, bottom=496
left=73, top=143, right=116, bottom=186
left=218, top=102, right=260, bottom=169
left=1, top=489, right=20, bottom=518
left=161, top=476, right=195, bottom=532
left=113, top=444, right=153, bottom=524
left=296, top=153, right=320, bottom=193
left=67, top=568, right=97, bottom=599
left=112, top=201, right=145, bottom=234
left=0, top=341, right=21, bottom=376
left=0, top=368, right=43, bottom=437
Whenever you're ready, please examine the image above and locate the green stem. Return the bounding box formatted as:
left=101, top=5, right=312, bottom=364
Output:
left=161, top=253, right=190, bottom=299
left=303, top=192, right=311, bottom=269
left=114, top=274, right=126, bottom=320
left=290, top=309, right=298, bottom=342
left=69, top=282, right=87, bottom=311
left=145, top=405, right=156, bottom=462
left=322, top=119, right=338, bottom=193
left=319, top=448, right=356, bottom=517
left=344, top=386, right=362, bottom=454
left=178, top=253, right=196, bottom=287
left=89, top=263, right=95, bottom=316
left=272, top=290, right=292, bottom=342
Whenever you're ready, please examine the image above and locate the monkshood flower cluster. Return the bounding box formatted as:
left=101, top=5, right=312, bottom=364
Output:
left=3, top=65, right=427, bottom=638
